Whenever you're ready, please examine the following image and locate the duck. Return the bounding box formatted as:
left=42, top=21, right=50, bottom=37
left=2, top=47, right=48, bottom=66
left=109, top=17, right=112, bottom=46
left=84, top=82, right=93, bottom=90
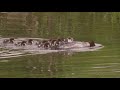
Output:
left=89, top=41, right=95, bottom=47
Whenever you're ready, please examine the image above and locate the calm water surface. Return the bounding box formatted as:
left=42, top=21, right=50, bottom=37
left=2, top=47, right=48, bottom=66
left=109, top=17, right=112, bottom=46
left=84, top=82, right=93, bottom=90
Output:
left=0, top=12, right=120, bottom=78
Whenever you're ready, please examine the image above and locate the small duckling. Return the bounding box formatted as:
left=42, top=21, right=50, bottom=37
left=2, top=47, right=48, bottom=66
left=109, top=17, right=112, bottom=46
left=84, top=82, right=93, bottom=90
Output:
left=21, top=41, right=27, bottom=46
left=9, top=38, right=14, bottom=43
left=64, top=37, right=74, bottom=44
left=28, top=39, right=33, bottom=45
left=43, top=42, right=51, bottom=49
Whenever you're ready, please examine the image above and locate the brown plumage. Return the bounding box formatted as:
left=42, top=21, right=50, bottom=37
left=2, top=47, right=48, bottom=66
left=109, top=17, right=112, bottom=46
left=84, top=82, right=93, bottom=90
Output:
left=9, top=38, right=14, bottom=43
left=89, top=41, right=95, bottom=47
left=43, top=42, right=50, bottom=49
left=21, top=41, right=27, bottom=46
left=3, top=39, right=9, bottom=44
left=28, top=39, right=33, bottom=45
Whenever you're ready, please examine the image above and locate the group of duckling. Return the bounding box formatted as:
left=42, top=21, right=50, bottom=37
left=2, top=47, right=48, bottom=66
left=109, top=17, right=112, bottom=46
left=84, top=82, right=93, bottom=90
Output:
left=2, top=37, right=74, bottom=50
left=1, top=37, right=95, bottom=50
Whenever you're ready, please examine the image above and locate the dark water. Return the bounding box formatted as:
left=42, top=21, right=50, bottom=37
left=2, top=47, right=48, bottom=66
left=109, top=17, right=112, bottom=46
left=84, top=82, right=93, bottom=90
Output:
left=0, top=12, right=120, bottom=78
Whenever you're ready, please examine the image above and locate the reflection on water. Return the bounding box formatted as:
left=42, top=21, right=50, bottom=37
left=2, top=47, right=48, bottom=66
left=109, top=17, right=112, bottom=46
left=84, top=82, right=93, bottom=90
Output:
left=0, top=12, right=120, bottom=77
left=24, top=52, right=73, bottom=77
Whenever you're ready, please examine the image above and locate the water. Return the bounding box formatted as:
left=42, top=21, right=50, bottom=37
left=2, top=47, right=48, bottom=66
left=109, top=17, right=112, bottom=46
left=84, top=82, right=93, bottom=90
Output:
left=0, top=12, right=120, bottom=78
left=0, top=37, right=103, bottom=59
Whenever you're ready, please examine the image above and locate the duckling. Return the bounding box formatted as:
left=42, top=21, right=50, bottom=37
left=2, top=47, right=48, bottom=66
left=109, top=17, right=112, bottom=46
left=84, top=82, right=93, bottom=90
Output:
left=3, top=39, right=9, bottom=44
left=9, top=38, right=14, bottom=43
left=28, top=39, right=33, bottom=45
left=67, top=37, right=74, bottom=43
left=64, top=37, right=74, bottom=44
left=21, top=41, right=27, bottom=46
left=37, top=41, right=43, bottom=48
left=43, top=42, right=51, bottom=49
left=50, top=39, right=57, bottom=47
left=39, top=40, right=49, bottom=48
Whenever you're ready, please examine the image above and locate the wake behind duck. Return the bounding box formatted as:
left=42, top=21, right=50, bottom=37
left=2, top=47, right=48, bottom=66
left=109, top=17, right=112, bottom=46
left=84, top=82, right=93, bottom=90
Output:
left=0, top=37, right=104, bottom=59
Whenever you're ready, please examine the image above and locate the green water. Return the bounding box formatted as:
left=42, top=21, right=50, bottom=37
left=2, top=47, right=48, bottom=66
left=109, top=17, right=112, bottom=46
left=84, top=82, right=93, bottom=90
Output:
left=0, top=12, right=120, bottom=78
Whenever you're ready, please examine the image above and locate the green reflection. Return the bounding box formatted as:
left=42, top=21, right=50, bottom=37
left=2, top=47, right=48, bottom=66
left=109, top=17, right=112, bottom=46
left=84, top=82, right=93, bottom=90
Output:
left=0, top=12, right=120, bottom=78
